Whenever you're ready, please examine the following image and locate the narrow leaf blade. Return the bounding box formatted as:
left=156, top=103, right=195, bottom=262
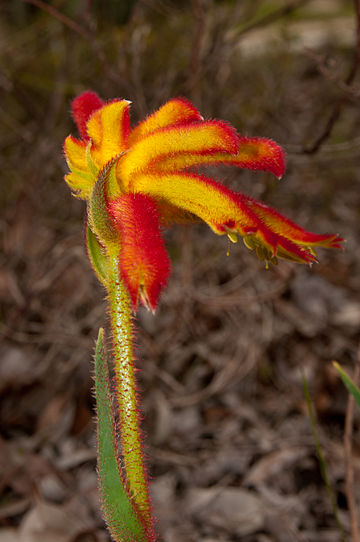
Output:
left=94, top=328, right=148, bottom=542
left=333, top=361, right=360, bottom=410
left=302, top=372, right=347, bottom=541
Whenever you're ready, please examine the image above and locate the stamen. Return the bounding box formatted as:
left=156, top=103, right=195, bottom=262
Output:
left=139, top=286, right=155, bottom=314
left=227, top=230, right=238, bottom=244
left=243, top=235, right=256, bottom=251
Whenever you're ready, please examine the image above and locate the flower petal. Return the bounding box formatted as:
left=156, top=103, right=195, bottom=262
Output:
left=64, top=135, right=87, bottom=171
left=229, top=137, right=285, bottom=179
left=72, top=91, right=104, bottom=141
left=119, top=121, right=239, bottom=188
left=109, top=193, right=170, bottom=311
left=132, top=172, right=331, bottom=264
left=243, top=196, right=344, bottom=248
left=87, top=100, right=131, bottom=169
left=155, top=136, right=285, bottom=179
left=132, top=172, right=259, bottom=234
left=128, top=98, right=203, bottom=145
left=64, top=171, right=94, bottom=199
left=63, top=135, right=93, bottom=198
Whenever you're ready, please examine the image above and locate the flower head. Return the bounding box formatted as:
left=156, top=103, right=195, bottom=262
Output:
left=64, top=91, right=343, bottom=310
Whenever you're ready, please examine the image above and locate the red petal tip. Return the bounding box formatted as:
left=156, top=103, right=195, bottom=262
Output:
left=212, top=120, right=240, bottom=154
left=265, top=138, right=286, bottom=179
left=72, top=90, right=104, bottom=141
left=109, top=194, right=170, bottom=312
left=171, top=97, right=203, bottom=120
left=231, top=137, right=286, bottom=178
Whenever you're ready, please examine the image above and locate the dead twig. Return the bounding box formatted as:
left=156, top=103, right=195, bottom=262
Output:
left=22, top=0, right=122, bottom=87
left=188, top=0, right=207, bottom=105
left=306, top=49, right=360, bottom=101
left=304, top=0, right=360, bottom=154
left=22, top=0, right=89, bottom=38
left=344, top=345, right=360, bottom=542
left=236, top=0, right=312, bottom=37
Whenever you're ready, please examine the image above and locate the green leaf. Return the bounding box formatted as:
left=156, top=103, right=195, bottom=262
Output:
left=86, top=225, right=108, bottom=286
left=94, top=328, right=148, bottom=542
left=333, top=361, right=360, bottom=409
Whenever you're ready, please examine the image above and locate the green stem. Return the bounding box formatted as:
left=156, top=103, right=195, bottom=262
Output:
left=94, top=329, right=148, bottom=542
left=107, top=253, right=155, bottom=537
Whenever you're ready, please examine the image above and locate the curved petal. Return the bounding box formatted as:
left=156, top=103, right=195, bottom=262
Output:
left=132, top=172, right=256, bottom=234
left=109, top=193, right=170, bottom=311
left=119, top=121, right=239, bottom=188
left=128, top=97, right=203, bottom=145
left=132, top=172, right=326, bottom=264
left=155, top=136, right=285, bottom=179
left=63, top=136, right=93, bottom=198
left=72, top=91, right=104, bottom=141
left=243, top=196, right=344, bottom=248
left=64, top=135, right=87, bottom=170
left=87, top=100, right=131, bottom=169
left=64, top=171, right=94, bottom=199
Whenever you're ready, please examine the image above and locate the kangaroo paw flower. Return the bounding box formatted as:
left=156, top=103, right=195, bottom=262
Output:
left=64, top=92, right=343, bottom=309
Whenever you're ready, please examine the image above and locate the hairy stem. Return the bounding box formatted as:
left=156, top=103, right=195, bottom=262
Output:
left=107, top=253, right=155, bottom=537
left=94, top=329, right=148, bottom=542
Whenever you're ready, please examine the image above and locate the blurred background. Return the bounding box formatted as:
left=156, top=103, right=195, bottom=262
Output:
left=0, top=1, right=359, bottom=541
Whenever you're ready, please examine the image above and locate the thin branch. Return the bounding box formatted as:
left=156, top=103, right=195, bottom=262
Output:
left=304, top=0, right=360, bottom=154
left=188, top=0, right=207, bottom=105
left=22, top=0, right=122, bottom=87
left=344, top=346, right=360, bottom=542
left=23, top=0, right=89, bottom=39
left=307, top=49, right=360, bottom=101
left=236, top=0, right=312, bottom=37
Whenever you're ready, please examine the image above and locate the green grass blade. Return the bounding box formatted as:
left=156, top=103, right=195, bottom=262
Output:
left=302, top=372, right=347, bottom=542
left=333, top=362, right=360, bottom=410
left=94, top=328, right=148, bottom=542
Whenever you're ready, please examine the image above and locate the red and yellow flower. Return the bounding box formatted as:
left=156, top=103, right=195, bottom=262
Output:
left=64, top=91, right=342, bottom=310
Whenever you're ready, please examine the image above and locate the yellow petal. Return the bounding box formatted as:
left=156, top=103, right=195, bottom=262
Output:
left=64, top=170, right=93, bottom=199
left=63, top=136, right=93, bottom=199
left=131, top=172, right=257, bottom=235
left=64, top=135, right=87, bottom=171
left=119, top=121, right=238, bottom=189
left=156, top=137, right=285, bottom=179
left=128, top=98, right=202, bottom=145
left=132, top=173, right=324, bottom=264
left=87, top=99, right=131, bottom=168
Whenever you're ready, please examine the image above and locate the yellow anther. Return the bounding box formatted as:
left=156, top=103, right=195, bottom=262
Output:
left=256, top=246, right=265, bottom=261
left=308, top=247, right=318, bottom=257
left=227, top=231, right=238, bottom=244
left=243, top=235, right=256, bottom=251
